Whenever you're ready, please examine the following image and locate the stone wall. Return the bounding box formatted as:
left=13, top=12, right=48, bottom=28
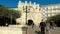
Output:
left=0, top=25, right=27, bottom=34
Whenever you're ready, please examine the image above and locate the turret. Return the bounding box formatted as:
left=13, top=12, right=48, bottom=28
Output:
left=25, top=1, right=27, bottom=5
left=34, top=2, right=36, bottom=5
left=18, top=1, right=21, bottom=8
left=29, top=1, right=32, bottom=6
left=37, top=4, right=39, bottom=7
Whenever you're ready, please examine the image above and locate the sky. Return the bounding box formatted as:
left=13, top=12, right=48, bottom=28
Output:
left=0, top=0, right=60, bottom=7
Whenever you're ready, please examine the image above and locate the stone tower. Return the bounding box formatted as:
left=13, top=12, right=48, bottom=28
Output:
left=17, top=1, right=43, bottom=26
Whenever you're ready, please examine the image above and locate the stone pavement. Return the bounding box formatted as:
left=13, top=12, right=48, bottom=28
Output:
left=27, top=26, right=60, bottom=34
left=49, top=27, right=60, bottom=34
left=27, top=25, right=40, bottom=34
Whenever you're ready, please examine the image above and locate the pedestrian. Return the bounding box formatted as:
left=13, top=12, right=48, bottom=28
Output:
left=50, top=21, right=55, bottom=29
left=39, top=20, right=46, bottom=34
left=45, top=21, right=50, bottom=34
left=32, top=23, right=34, bottom=29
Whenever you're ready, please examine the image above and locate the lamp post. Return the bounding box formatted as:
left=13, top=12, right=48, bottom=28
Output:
left=23, top=5, right=28, bottom=34
left=25, top=5, right=31, bottom=34
left=26, top=6, right=27, bottom=25
left=26, top=6, right=28, bottom=34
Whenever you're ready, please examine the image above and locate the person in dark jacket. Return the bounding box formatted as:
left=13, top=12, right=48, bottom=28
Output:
left=39, top=21, right=46, bottom=34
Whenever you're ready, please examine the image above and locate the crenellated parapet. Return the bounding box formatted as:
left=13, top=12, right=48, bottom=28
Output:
left=18, top=1, right=41, bottom=13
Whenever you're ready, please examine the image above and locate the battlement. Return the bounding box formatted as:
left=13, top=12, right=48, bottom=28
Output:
left=18, top=1, right=41, bottom=13
left=18, top=1, right=40, bottom=7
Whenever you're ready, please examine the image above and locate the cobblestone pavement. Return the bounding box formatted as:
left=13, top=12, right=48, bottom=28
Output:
left=45, top=27, right=60, bottom=34
left=26, top=26, right=60, bottom=34
left=27, top=25, right=40, bottom=34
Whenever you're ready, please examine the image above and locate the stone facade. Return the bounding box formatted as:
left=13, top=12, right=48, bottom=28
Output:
left=16, top=1, right=42, bottom=26
left=15, top=1, right=60, bottom=26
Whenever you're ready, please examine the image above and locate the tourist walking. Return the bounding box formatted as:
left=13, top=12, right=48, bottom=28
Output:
left=39, top=20, right=46, bottom=34
left=45, top=21, right=50, bottom=34
left=50, top=21, right=55, bottom=29
left=31, top=23, right=34, bottom=28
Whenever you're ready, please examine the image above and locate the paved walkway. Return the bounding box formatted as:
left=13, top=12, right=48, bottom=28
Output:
left=49, top=27, right=60, bottom=34
left=26, top=26, right=60, bottom=34
left=27, top=25, right=40, bottom=34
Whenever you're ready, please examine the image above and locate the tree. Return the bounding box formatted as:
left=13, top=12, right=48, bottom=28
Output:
left=0, top=5, right=21, bottom=25
left=47, top=14, right=60, bottom=22
left=47, top=14, right=60, bottom=27
left=0, top=5, right=21, bottom=19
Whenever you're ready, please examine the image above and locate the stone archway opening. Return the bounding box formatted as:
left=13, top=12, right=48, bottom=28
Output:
left=27, top=19, right=34, bottom=25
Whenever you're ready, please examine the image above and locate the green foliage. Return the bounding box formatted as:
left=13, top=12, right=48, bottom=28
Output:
left=47, top=14, right=60, bottom=22
left=0, top=5, right=21, bottom=19
left=8, top=9, right=21, bottom=19
left=0, top=6, right=8, bottom=17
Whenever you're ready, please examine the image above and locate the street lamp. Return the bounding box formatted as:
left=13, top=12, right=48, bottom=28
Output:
left=23, top=5, right=30, bottom=24
left=25, top=6, right=28, bottom=34
left=23, top=5, right=31, bottom=34
left=25, top=5, right=30, bottom=34
left=26, top=6, right=27, bottom=25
